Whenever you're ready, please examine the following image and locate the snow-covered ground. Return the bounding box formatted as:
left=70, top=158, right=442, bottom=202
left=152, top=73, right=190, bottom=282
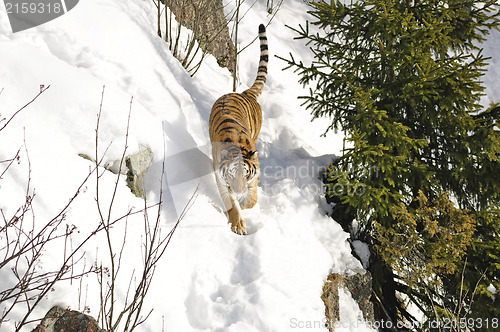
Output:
left=1, top=0, right=498, bottom=331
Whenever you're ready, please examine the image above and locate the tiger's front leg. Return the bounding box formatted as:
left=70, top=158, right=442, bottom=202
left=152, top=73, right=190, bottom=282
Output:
left=215, top=175, right=247, bottom=235
left=228, top=177, right=258, bottom=235
left=228, top=196, right=247, bottom=235
left=241, top=177, right=259, bottom=210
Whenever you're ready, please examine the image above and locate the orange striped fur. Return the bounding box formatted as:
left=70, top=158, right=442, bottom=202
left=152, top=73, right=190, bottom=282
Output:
left=209, top=24, right=268, bottom=235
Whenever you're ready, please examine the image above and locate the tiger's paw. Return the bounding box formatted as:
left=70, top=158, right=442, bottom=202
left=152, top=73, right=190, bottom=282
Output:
left=230, top=220, right=247, bottom=235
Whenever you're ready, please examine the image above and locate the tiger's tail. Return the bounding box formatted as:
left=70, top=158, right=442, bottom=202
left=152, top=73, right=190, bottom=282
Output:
left=245, top=24, right=268, bottom=99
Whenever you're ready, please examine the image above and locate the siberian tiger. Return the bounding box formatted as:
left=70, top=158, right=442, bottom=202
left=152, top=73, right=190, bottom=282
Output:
left=209, top=24, right=268, bottom=235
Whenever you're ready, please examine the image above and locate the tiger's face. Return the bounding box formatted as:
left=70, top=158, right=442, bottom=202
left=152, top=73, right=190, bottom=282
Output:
left=217, top=144, right=259, bottom=199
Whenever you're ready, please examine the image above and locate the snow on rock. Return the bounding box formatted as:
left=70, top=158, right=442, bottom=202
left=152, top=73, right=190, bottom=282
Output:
left=336, top=287, right=376, bottom=332
left=352, top=240, right=370, bottom=270
left=0, top=0, right=376, bottom=331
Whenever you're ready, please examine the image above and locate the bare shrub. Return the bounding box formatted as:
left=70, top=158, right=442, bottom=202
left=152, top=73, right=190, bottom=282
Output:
left=0, top=86, right=100, bottom=330
left=92, top=87, right=195, bottom=331
left=1, top=86, right=194, bottom=331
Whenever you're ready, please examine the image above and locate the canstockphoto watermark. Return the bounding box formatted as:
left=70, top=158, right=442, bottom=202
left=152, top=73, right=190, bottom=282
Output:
left=261, top=160, right=328, bottom=182
left=259, top=161, right=378, bottom=197
left=161, top=142, right=379, bottom=220
left=4, top=0, right=79, bottom=33
left=324, top=164, right=380, bottom=197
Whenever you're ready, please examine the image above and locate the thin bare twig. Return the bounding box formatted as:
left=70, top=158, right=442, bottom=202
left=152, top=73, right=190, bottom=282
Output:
left=0, top=85, right=50, bottom=132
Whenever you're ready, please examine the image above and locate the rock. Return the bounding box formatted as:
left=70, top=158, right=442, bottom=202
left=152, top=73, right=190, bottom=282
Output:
left=322, top=274, right=342, bottom=326
left=79, top=147, right=153, bottom=198
left=164, top=0, right=236, bottom=71
left=322, top=271, right=375, bottom=330
left=125, top=147, right=154, bottom=198
left=342, top=272, right=374, bottom=322
left=32, top=306, right=65, bottom=332
left=32, top=306, right=106, bottom=332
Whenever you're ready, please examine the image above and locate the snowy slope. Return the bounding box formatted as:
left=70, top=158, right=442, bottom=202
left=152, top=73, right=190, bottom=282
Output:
left=3, top=0, right=498, bottom=331
left=0, top=1, right=369, bottom=330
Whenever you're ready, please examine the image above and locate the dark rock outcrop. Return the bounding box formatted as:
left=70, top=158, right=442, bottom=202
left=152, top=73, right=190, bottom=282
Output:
left=322, top=272, right=375, bottom=330
left=32, top=306, right=105, bottom=332
left=165, top=0, right=235, bottom=71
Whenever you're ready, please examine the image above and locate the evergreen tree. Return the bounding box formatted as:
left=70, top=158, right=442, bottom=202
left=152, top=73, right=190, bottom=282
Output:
left=281, top=0, right=500, bottom=327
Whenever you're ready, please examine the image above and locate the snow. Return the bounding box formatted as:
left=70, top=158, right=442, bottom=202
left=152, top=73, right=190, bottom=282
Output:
left=351, top=240, right=370, bottom=270
left=0, top=0, right=366, bottom=330
left=487, top=284, right=497, bottom=300
left=1, top=0, right=499, bottom=331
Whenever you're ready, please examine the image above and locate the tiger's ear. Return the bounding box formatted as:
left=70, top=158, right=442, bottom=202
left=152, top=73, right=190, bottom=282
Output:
left=247, top=150, right=258, bottom=159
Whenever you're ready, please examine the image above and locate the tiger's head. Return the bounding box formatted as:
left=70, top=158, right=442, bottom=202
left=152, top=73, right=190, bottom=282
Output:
left=216, top=143, right=259, bottom=198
